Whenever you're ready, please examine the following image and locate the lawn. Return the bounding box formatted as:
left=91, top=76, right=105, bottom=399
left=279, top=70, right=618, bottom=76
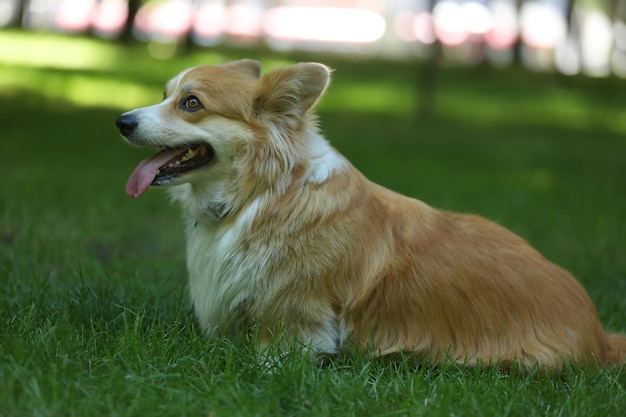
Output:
left=1, top=30, right=625, bottom=417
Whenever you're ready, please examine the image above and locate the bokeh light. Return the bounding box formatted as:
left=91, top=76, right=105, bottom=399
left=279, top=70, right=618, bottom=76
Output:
left=1, top=0, right=626, bottom=76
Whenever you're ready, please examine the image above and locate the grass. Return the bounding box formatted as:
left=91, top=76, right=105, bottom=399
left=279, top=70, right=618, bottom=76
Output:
left=1, top=30, right=626, bottom=416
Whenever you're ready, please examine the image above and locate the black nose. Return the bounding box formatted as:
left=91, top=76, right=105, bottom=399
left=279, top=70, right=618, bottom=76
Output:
left=115, top=114, right=138, bottom=137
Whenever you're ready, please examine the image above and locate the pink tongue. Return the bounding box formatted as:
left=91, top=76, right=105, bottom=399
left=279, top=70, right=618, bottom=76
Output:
left=125, top=148, right=188, bottom=198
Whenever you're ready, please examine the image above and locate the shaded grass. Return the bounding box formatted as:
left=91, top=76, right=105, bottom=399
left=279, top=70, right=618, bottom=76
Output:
left=3, top=273, right=625, bottom=417
left=1, top=31, right=625, bottom=416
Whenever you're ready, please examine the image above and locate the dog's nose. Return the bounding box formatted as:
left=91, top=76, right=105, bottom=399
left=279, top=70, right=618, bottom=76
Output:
left=115, top=114, right=138, bottom=137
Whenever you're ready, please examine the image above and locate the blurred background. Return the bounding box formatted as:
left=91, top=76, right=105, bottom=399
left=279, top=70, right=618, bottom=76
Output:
left=1, top=0, right=626, bottom=77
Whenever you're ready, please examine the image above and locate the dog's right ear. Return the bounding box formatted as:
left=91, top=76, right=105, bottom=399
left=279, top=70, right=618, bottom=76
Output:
left=223, top=59, right=262, bottom=79
left=253, top=62, right=331, bottom=121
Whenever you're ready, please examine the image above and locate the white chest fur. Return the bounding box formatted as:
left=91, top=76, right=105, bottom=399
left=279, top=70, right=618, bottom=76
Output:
left=184, top=198, right=265, bottom=335
left=174, top=134, right=349, bottom=352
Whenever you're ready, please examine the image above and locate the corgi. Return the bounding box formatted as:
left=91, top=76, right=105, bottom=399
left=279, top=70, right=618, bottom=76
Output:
left=116, top=59, right=626, bottom=370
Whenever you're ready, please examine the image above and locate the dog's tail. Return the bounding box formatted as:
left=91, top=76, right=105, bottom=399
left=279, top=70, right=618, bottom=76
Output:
left=605, top=332, right=626, bottom=366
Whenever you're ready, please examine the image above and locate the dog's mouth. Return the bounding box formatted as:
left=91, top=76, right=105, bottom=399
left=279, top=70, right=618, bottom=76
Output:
left=126, top=143, right=214, bottom=198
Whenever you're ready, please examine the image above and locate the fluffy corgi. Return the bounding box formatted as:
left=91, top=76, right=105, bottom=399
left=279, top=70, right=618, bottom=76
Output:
left=116, top=59, right=626, bottom=370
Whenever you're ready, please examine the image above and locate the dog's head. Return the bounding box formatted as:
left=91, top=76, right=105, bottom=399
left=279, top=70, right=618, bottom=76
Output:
left=116, top=60, right=332, bottom=214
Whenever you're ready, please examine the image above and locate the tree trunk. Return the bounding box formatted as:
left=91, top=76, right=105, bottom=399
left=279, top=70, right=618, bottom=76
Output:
left=121, top=0, right=141, bottom=43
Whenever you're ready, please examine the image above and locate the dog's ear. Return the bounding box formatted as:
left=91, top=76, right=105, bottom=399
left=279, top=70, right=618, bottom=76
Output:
left=253, top=62, right=331, bottom=119
left=224, top=59, right=262, bottom=79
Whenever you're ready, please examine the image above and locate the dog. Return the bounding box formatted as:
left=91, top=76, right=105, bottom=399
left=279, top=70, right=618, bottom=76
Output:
left=116, top=59, right=626, bottom=370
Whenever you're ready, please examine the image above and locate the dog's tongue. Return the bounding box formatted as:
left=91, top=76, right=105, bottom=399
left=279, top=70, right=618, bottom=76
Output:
left=125, top=148, right=187, bottom=198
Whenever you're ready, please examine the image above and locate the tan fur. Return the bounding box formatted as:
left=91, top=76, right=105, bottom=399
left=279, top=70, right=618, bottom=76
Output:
left=118, top=60, right=626, bottom=370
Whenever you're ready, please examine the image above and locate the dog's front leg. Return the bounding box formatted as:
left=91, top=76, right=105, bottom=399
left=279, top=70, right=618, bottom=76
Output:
left=254, top=311, right=344, bottom=366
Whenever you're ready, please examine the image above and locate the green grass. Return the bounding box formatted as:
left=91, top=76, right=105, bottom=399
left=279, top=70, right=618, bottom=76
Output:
left=1, top=30, right=626, bottom=416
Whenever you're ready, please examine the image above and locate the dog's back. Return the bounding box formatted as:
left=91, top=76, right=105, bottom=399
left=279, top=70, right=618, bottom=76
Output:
left=341, top=182, right=610, bottom=367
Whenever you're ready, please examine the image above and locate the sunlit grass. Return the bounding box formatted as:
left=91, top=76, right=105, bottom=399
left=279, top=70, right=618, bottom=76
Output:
left=0, top=31, right=121, bottom=70
left=0, top=65, right=157, bottom=108
left=2, top=29, right=626, bottom=134
left=437, top=83, right=626, bottom=134
left=0, top=30, right=293, bottom=109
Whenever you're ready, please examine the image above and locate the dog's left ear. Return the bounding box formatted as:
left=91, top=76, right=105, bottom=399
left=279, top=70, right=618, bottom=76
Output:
left=254, top=62, right=331, bottom=119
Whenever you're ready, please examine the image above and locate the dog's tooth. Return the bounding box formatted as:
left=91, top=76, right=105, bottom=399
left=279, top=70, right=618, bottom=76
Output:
left=179, top=149, right=197, bottom=163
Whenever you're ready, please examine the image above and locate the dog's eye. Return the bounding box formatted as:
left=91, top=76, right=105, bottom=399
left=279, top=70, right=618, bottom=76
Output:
left=182, top=96, right=202, bottom=111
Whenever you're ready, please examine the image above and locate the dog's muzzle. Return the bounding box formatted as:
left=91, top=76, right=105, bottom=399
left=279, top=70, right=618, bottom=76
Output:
left=116, top=114, right=138, bottom=137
